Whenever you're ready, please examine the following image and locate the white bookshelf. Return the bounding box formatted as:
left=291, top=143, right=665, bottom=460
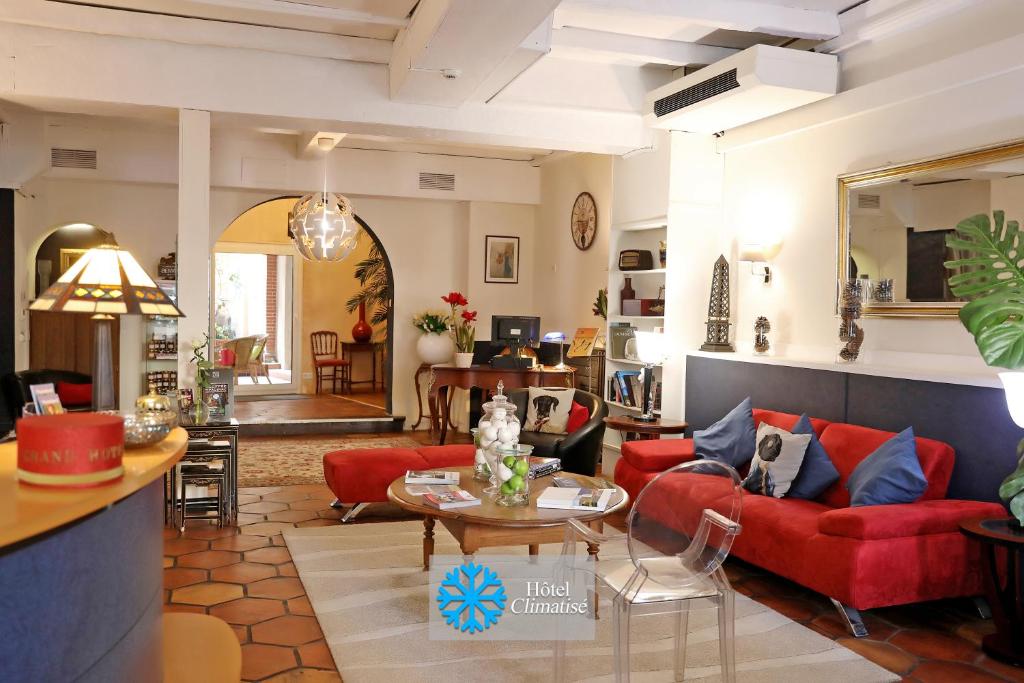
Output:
left=605, top=213, right=667, bottom=448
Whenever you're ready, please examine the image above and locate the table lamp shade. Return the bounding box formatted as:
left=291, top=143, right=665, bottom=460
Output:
left=30, top=245, right=183, bottom=317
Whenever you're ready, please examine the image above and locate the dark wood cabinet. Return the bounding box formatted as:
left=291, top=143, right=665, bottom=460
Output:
left=29, top=311, right=119, bottom=402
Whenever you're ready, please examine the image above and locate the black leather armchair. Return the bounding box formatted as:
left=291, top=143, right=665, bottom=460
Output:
left=1, top=369, right=92, bottom=423
left=507, top=388, right=608, bottom=476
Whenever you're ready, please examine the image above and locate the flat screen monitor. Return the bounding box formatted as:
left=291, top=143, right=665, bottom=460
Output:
left=491, top=315, right=541, bottom=347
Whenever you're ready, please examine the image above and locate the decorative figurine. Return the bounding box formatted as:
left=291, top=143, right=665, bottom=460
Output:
left=700, top=255, right=735, bottom=352
left=874, top=278, right=894, bottom=303
left=753, top=316, right=771, bottom=354
left=838, top=279, right=865, bottom=362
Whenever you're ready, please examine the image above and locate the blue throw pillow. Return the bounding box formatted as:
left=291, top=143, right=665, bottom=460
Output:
left=846, top=427, right=928, bottom=506
left=787, top=414, right=840, bottom=500
left=694, top=397, right=756, bottom=469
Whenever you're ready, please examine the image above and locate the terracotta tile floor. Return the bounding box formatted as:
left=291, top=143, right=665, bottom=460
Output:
left=164, top=437, right=1024, bottom=682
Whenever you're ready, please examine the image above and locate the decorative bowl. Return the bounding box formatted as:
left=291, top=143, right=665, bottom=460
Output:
left=123, top=410, right=176, bottom=449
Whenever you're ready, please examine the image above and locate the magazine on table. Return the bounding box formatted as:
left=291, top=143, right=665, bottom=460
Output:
left=29, top=383, right=64, bottom=415
left=405, top=483, right=460, bottom=496
left=527, top=456, right=561, bottom=479
left=537, top=486, right=615, bottom=511
left=422, top=489, right=480, bottom=510
left=405, top=470, right=460, bottom=485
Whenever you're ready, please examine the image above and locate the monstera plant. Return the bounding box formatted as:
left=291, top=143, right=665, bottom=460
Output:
left=946, top=210, right=1024, bottom=525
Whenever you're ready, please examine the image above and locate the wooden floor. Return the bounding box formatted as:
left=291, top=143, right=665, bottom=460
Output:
left=233, top=393, right=389, bottom=422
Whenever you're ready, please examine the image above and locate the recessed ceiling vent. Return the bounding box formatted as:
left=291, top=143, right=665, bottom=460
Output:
left=51, top=148, right=97, bottom=169
left=653, top=69, right=739, bottom=118
left=419, top=172, right=455, bottom=191
left=857, top=193, right=881, bottom=210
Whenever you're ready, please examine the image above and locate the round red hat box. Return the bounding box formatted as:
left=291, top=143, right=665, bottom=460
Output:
left=17, top=413, right=125, bottom=488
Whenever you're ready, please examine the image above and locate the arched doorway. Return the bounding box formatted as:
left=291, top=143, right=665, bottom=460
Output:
left=214, top=197, right=395, bottom=413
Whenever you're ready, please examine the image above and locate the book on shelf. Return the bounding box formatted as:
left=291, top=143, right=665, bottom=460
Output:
left=29, top=383, right=64, bottom=415
left=608, top=323, right=636, bottom=360
left=405, top=483, right=459, bottom=496
left=527, top=456, right=561, bottom=479
left=536, top=486, right=615, bottom=511
left=613, top=370, right=640, bottom=407
left=422, top=489, right=481, bottom=510
left=567, top=327, right=600, bottom=358
left=405, top=470, right=460, bottom=485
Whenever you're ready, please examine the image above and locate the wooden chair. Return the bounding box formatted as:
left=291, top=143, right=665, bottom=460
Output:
left=249, top=335, right=269, bottom=383
left=311, top=330, right=351, bottom=393
left=163, top=612, right=242, bottom=683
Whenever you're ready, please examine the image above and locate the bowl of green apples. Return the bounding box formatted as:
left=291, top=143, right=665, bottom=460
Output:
left=494, top=444, right=533, bottom=506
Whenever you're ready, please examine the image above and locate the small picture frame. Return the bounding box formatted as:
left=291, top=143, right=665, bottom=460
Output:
left=484, top=235, right=520, bottom=284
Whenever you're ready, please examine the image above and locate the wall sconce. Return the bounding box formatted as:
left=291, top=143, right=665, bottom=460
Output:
left=739, top=242, right=782, bottom=284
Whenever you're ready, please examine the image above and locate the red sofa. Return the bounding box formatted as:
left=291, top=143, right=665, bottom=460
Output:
left=323, top=445, right=476, bottom=520
left=616, top=409, right=1005, bottom=636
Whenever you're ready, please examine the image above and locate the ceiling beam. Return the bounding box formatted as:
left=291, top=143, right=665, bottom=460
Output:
left=550, top=27, right=738, bottom=66
left=0, top=21, right=649, bottom=154
left=389, top=0, right=559, bottom=106
left=60, top=0, right=409, bottom=28
left=557, top=0, right=841, bottom=41
left=296, top=131, right=346, bottom=159
left=0, top=2, right=391, bottom=63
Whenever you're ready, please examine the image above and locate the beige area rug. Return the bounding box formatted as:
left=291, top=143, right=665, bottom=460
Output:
left=284, top=521, right=897, bottom=682
left=238, top=435, right=420, bottom=487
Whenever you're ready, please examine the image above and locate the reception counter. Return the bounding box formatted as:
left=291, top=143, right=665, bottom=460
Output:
left=0, top=428, right=187, bottom=682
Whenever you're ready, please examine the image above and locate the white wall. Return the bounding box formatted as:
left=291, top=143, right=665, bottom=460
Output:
left=467, top=202, right=537, bottom=329
left=533, top=154, right=612, bottom=336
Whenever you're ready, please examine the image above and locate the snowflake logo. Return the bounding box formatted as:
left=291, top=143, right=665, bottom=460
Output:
left=436, top=562, right=507, bottom=633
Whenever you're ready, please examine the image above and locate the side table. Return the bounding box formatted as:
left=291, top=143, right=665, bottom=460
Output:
left=604, top=415, right=688, bottom=441
left=175, top=414, right=240, bottom=525
left=959, top=516, right=1024, bottom=666
left=341, top=341, right=382, bottom=392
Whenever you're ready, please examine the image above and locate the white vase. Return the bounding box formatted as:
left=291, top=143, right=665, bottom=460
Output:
left=417, top=332, right=455, bottom=365
left=455, top=352, right=474, bottom=368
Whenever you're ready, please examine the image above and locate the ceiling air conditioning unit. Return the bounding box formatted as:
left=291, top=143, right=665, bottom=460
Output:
left=644, top=45, right=838, bottom=133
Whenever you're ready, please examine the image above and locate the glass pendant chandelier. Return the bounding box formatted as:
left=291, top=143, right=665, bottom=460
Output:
left=289, top=138, right=360, bottom=262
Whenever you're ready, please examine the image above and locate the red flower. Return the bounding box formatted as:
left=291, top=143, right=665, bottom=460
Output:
left=442, top=291, right=468, bottom=307
left=461, top=310, right=478, bottom=323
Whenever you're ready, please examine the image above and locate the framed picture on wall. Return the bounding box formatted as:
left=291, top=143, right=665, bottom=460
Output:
left=59, top=248, right=89, bottom=277
left=484, top=235, right=519, bottom=284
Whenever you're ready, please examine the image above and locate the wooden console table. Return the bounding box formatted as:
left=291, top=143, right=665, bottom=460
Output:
left=341, top=341, right=383, bottom=392
left=427, top=363, right=574, bottom=444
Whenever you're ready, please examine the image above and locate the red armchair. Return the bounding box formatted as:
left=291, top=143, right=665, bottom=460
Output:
left=615, top=409, right=1006, bottom=637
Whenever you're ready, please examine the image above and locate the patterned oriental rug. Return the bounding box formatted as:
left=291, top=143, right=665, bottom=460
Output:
left=238, top=435, right=421, bottom=487
left=284, top=521, right=897, bottom=682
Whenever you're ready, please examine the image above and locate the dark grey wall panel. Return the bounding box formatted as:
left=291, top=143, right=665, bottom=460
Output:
left=846, top=374, right=1019, bottom=503
left=686, top=354, right=1018, bottom=504
left=685, top=355, right=847, bottom=430
left=0, top=480, right=163, bottom=682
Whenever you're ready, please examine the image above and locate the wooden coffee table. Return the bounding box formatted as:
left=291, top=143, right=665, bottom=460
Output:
left=387, top=466, right=629, bottom=570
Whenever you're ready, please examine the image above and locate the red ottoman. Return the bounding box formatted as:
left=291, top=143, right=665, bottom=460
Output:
left=323, top=445, right=475, bottom=521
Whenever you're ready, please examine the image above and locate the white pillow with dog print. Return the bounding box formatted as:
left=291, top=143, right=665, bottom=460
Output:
left=741, top=423, right=811, bottom=498
left=523, top=387, right=575, bottom=434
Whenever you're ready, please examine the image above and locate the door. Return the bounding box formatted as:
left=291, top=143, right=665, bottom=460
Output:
left=212, top=245, right=301, bottom=395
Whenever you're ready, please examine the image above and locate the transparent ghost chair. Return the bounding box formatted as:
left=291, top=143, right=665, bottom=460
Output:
left=555, top=459, right=743, bottom=682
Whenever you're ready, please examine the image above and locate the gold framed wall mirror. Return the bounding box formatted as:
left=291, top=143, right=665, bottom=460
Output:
left=837, top=139, right=1024, bottom=317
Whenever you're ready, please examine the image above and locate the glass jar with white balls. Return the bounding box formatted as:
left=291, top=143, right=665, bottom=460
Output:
left=494, top=443, right=533, bottom=506
left=471, top=428, right=490, bottom=481
left=476, top=381, right=522, bottom=495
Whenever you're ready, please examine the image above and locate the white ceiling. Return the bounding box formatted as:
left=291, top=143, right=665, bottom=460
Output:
left=58, top=0, right=418, bottom=40
left=0, top=0, right=951, bottom=157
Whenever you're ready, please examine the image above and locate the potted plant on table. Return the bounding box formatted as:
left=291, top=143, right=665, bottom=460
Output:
left=946, top=210, right=1024, bottom=526
left=189, top=333, right=214, bottom=420
left=454, top=309, right=478, bottom=368
left=413, top=311, right=453, bottom=365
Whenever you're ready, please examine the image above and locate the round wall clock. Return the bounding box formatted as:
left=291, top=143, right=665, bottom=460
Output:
left=570, top=191, right=597, bottom=251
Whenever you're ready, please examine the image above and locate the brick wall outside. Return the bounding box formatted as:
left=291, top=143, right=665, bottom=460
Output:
left=265, top=255, right=278, bottom=362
